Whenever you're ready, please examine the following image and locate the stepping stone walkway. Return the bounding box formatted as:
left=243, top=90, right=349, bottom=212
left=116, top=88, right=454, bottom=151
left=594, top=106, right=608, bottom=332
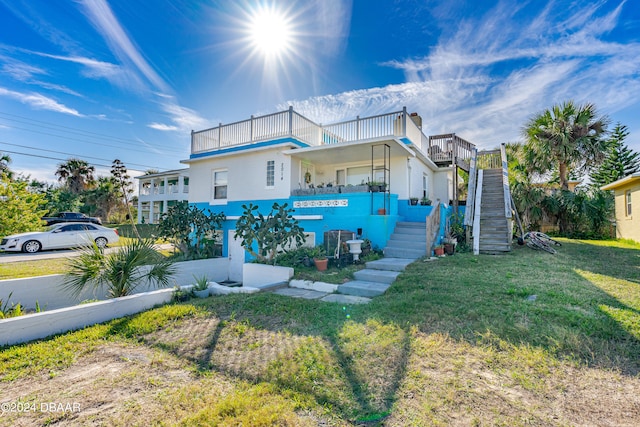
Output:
left=269, top=257, right=416, bottom=303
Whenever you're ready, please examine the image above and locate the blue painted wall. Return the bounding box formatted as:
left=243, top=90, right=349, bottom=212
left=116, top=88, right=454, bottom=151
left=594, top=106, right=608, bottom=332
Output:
left=193, top=194, right=461, bottom=260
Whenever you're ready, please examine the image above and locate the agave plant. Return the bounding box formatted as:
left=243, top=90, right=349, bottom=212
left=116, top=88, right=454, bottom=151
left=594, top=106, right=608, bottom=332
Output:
left=63, top=239, right=176, bottom=298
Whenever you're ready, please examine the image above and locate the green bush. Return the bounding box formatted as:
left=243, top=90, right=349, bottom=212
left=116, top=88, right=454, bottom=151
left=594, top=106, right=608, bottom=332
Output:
left=111, top=223, right=159, bottom=238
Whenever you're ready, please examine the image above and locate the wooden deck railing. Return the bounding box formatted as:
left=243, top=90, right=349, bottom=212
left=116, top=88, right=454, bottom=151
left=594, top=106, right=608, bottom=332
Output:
left=427, top=134, right=475, bottom=164
left=476, top=149, right=502, bottom=169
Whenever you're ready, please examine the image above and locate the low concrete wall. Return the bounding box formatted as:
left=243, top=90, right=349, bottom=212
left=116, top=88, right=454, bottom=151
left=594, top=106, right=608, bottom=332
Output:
left=0, top=258, right=230, bottom=311
left=242, top=263, right=293, bottom=288
left=0, top=288, right=174, bottom=347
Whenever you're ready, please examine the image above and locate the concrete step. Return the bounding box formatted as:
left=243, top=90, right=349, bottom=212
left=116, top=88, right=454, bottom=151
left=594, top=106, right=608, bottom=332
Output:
left=353, top=268, right=401, bottom=284
left=338, top=280, right=390, bottom=297
left=273, top=288, right=328, bottom=299
left=365, top=258, right=414, bottom=272
left=384, top=240, right=426, bottom=251
left=383, top=246, right=425, bottom=259
left=389, top=233, right=426, bottom=242
left=396, top=221, right=427, bottom=228
left=393, top=227, right=426, bottom=235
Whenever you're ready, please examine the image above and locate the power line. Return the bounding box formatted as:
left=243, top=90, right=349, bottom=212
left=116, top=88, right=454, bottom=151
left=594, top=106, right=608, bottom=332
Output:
left=0, top=140, right=163, bottom=170
left=0, top=123, right=187, bottom=156
left=0, top=148, right=113, bottom=168
left=0, top=111, right=187, bottom=152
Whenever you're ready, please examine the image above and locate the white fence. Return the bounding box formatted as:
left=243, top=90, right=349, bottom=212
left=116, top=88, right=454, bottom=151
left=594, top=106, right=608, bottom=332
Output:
left=0, top=258, right=230, bottom=347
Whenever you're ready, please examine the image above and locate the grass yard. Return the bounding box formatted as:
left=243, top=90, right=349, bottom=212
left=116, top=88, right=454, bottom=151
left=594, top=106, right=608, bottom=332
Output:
left=1, top=239, right=639, bottom=425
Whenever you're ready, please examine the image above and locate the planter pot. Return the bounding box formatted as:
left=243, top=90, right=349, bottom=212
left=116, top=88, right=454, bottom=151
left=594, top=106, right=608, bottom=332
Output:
left=193, top=289, right=210, bottom=298
left=409, top=199, right=419, bottom=206
left=314, top=258, right=328, bottom=271
left=444, top=243, right=455, bottom=255
left=434, top=246, right=445, bottom=256
left=377, top=208, right=387, bottom=215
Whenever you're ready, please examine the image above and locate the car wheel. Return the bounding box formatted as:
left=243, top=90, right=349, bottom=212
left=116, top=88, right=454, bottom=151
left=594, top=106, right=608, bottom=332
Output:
left=95, top=237, right=108, bottom=248
left=23, top=240, right=42, bottom=253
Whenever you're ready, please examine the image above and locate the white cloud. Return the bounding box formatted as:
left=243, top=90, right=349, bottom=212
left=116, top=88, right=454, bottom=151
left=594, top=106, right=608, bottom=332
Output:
left=148, top=122, right=179, bottom=132
left=0, top=87, right=82, bottom=116
left=282, top=0, right=640, bottom=150
left=78, top=0, right=170, bottom=92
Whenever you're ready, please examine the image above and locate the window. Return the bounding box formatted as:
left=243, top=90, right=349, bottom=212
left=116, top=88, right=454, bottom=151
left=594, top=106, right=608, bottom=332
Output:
left=213, top=170, right=228, bottom=201
left=266, top=160, right=275, bottom=187
left=422, top=174, right=429, bottom=198
left=626, top=190, right=632, bottom=216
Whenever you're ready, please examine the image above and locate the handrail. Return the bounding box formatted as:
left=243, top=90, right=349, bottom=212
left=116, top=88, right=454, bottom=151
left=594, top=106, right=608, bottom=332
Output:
left=425, top=201, right=441, bottom=255
left=464, top=147, right=478, bottom=227
left=500, top=143, right=511, bottom=219
left=473, top=170, right=483, bottom=255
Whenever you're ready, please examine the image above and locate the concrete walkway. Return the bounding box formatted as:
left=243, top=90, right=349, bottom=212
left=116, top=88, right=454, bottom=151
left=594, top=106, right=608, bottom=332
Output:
left=269, top=257, right=416, bottom=304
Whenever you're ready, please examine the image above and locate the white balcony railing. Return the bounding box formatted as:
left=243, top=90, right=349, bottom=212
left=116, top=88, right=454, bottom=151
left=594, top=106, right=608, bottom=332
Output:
left=191, top=107, right=425, bottom=155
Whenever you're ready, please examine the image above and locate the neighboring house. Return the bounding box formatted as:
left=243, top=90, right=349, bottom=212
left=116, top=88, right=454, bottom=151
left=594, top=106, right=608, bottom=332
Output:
left=183, top=107, right=476, bottom=261
left=601, top=172, right=640, bottom=243
left=136, top=168, right=189, bottom=224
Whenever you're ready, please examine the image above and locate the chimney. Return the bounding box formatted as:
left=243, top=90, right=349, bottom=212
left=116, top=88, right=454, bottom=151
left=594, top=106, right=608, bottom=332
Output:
left=410, top=112, right=422, bottom=129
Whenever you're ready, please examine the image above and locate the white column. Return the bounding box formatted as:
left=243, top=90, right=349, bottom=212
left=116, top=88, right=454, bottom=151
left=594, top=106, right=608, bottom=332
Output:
left=149, top=202, right=155, bottom=224
left=178, top=175, right=184, bottom=194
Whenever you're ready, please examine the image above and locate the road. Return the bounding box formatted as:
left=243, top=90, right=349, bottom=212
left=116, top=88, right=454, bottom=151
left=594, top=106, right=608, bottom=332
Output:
left=0, top=244, right=174, bottom=263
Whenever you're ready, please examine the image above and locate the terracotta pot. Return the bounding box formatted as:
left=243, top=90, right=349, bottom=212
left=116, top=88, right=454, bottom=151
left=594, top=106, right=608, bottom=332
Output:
left=434, top=246, right=445, bottom=256
left=377, top=208, right=387, bottom=215
left=314, top=257, right=328, bottom=271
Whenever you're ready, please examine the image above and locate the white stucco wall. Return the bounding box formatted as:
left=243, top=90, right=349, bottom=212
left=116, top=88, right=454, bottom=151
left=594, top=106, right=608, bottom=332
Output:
left=188, top=147, right=292, bottom=204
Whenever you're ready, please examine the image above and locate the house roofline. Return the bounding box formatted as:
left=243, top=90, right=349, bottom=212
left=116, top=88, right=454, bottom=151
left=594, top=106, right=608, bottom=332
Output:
left=600, top=172, right=640, bottom=190
left=134, top=168, right=189, bottom=179
left=182, top=138, right=306, bottom=164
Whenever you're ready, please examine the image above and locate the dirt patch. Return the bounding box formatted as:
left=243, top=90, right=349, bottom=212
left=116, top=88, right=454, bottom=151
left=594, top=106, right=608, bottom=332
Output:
left=0, top=342, right=230, bottom=426
left=386, top=330, right=640, bottom=426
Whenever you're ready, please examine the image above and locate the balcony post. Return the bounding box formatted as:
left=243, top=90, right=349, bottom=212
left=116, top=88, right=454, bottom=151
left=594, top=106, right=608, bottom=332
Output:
left=250, top=115, right=254, bottom=142
left=288, top=106, right=293, bottom=136
left=402, top=106, right=407, bottom=136
left=356, top=115, right=360, bottom=139
left=218, top=123, right=222, bottom=148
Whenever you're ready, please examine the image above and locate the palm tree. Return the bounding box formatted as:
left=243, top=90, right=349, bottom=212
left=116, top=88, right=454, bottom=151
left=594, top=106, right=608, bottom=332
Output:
left=62, top=239, right=176, bottom=298
left=523, top=101, right=609, bottom=191
left=55, top=158, right=96, bottom=194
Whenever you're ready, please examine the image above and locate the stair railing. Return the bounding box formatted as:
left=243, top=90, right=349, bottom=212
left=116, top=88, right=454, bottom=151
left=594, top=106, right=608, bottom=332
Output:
left=472, top=170, right=483, bottom=255
left=500, top=143, right=513, bottom=243
left=425, top=201, right=441, bottom=256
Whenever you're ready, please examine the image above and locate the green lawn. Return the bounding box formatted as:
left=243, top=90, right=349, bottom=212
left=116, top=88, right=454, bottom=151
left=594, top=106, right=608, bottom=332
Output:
left=1, top=239, right=639, bottom=426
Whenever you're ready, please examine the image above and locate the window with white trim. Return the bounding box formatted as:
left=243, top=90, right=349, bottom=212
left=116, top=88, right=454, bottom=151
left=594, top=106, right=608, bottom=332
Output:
left=212, top=169, right=227, bottom=201
left=626, top=190, right=632, bottom=216
left=266, top=160, right=275, bottom=187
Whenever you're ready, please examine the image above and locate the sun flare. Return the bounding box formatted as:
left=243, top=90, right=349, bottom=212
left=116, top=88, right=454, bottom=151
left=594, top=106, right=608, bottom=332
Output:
left=248, top=6, right=293, bottom=58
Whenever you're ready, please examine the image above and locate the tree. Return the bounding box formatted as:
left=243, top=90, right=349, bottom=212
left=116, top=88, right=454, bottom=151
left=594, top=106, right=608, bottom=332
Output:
left=523, top=101, right=609, bottom=191
left=0, top=175, right=47, bottom=236
left=111, top=159, right=139, bottom=237
left=83, top=177, right=121, bottom=221
left=158, top=202, right=225, bottom=259
left=0, top=152, right=12, bottom=179
left=62, top=239, right=176, bottom=298
left=590, top=123, right=640, bottom=187
left=234, top=202, right=306, bottom=264
left=55, top=158, right=95, bottom=194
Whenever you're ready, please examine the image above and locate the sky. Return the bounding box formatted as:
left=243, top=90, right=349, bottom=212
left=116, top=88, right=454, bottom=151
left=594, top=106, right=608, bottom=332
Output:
left=1, top=0, right=639, bottom=184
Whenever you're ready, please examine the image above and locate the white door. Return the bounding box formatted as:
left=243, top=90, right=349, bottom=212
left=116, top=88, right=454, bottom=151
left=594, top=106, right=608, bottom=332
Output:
left=228, top=230, right=245, bottom=282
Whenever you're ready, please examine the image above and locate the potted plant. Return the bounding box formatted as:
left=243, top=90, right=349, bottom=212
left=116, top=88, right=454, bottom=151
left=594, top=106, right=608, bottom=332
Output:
left=434, top=245, right=445, bottom=256
left=420, top=197, right=432, bottom=206
left=443, top=239, right=456, bottom=255
left=409, top=197, right=419, bottom=206
left=312, top=246, right=328, bottom=271
left=192, top=275, right=210, bottom=298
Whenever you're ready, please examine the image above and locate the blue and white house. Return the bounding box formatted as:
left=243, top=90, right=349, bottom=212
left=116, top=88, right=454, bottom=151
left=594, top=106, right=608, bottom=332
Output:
left=183, top=107, right=479, bottom=272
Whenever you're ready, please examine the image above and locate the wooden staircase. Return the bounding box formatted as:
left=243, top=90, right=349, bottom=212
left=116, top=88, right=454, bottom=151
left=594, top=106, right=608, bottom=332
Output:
left=477, top=169, right=511, bottom=253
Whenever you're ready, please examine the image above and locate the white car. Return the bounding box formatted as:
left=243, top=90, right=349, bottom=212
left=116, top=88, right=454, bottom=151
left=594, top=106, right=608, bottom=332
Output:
left=0, top=223, right=119, bottom=253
